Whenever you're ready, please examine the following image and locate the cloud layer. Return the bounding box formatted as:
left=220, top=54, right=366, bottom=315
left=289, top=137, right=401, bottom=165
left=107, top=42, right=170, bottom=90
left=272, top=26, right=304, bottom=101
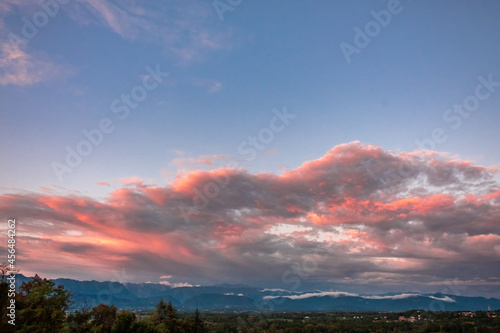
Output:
left=1, top=142, right=499, bottom=295
left=264, top=292, right=456, bottom=302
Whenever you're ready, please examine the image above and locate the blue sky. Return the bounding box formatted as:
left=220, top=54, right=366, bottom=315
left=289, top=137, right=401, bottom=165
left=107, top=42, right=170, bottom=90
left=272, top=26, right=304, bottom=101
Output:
left=1, top=1, right=500, bottom=296
left=1, top=0, right=499, bottom=196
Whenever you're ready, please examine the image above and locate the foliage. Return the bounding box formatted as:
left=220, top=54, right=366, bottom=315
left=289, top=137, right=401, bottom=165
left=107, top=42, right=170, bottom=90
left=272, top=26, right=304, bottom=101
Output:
left=91, top=303, right=117, bottom=333
left=16, top=274, right=72, bottom=333
left=112, top=311, right=135, bottom=333
left=154, top=299, right=168, bottom=324
left=67, top=309, right=93, bottom=332
left=193, top=308, right=205, bottom=333
left=0, top=279, right=15, bottom=333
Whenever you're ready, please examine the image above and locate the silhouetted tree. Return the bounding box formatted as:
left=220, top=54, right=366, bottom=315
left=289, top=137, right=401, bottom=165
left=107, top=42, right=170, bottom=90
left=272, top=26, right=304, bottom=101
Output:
left=166, top=300, right=179, bottom=332
left=193, top=308, right=205, bottom=333
left=153, top=299, right=180, bottom=332
left=154, top=298, right=168, bottom=324
left=166, top=300, right=177, bottom=321
left=79, top=296, right=95, bottom=313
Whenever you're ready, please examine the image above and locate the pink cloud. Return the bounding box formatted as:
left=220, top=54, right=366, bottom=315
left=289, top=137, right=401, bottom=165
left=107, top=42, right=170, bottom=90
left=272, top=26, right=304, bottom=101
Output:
left=1, top=142, right=499, bottom=289
left=0, top=42, right=66, bottom=86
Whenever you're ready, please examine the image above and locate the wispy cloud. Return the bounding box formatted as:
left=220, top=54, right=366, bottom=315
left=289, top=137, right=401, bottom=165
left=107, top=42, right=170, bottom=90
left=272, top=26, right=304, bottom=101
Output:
left=264, top=291, right=359, bottom=300
left=82, top=0, right=131, bottom=37
left=0, top=0, right=26, bottom=15
left=157, top=280, right=194, bottom=288
left=266, top=292, right=457, bottom=302
left=170, top=154, right=230, bottom=171
left=363, top=293, right=421, bottom=300
left=0, top=1, right=230, bottom=88
left=0, top=43, right=62, bottom=86
left=260, top=288, right=290, bottom=292
left=189, top=78, right=223, bottom=94
left=429, top=295, right=456, bottom=302
left=71, top=0, right=232, bottom=64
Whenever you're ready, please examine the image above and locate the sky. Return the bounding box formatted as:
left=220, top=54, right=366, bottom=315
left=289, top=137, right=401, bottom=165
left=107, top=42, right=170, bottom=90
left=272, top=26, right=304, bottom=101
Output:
left=1, top=0, right=500, bottom=298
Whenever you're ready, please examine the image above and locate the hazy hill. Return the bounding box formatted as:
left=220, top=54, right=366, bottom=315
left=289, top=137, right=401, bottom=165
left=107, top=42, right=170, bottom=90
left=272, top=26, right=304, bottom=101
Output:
left=12, top=275, right=500, bottom=312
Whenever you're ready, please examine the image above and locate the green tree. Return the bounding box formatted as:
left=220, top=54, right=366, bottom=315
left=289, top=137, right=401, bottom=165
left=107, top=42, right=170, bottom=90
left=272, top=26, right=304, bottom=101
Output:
left=192, top=308, right=205, bottom=333
left=67, top=310, right=93, bottom=333
left=91, top=303, right=117, bottom=333
left=166, top=300, right=179, bottom=332
left=112, top=310, right=135, bottom=333
left=0, top=279, right=15, bottom=333
left=166, top=300, right=177, bottom=321
left=132, top=321, right=159, bottom=333
left=153, top=299, right=179, bottom=332
left=17, top=274, right=72, bottom=333
left=154, top=299, right=168, bottom=324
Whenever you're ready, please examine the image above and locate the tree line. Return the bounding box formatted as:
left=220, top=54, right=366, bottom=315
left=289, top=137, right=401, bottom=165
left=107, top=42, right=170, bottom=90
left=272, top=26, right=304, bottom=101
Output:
left=0, top=272, right=205, bottom=332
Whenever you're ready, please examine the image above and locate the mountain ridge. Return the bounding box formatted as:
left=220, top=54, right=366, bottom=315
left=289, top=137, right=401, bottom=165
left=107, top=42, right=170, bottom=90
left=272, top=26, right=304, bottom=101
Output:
left=12, top=274, right=500, bottom=312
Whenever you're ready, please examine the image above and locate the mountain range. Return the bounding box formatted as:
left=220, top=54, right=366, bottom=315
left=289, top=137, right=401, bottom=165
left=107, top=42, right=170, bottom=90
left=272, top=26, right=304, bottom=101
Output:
left=14, top=275, right=500, bottom=313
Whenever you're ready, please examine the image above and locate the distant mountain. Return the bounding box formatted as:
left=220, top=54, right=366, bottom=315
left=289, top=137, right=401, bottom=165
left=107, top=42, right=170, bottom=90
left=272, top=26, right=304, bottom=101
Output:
left=13, top=275, right=500, bottom=312
left=184, top=294, right=255, bottom=310
left=266, top=294, right=500, bottom=312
